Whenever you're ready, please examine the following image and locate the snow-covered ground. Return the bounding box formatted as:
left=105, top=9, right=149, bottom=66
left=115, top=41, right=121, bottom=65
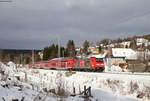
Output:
left=1, top=62, right=150, bottom=101
left=18, top=68, right=150, bottom=101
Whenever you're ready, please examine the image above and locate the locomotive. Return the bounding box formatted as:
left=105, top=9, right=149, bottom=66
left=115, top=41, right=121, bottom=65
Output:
left=29, top=57, right=105, bottom=72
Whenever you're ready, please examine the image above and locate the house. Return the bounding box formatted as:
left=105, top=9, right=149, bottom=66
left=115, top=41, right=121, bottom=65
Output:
left=106, top=41, right=131, bottom=48
left=104, top=48, right=137, bottom=70
left=88, top=46, right=99, bottom=54
left=120, top=41, right=131, bottom=48
left=111, top=48, right=137, bottom=60
left=136, top=38, right=149, bottom=46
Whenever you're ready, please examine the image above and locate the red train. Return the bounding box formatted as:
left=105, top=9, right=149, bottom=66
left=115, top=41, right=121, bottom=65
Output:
left=29, top=57, right=105, bottom=72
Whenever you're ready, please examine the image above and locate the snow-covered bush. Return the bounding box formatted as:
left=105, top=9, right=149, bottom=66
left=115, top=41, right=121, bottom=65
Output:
left=55, top=72, right=70, bottom=96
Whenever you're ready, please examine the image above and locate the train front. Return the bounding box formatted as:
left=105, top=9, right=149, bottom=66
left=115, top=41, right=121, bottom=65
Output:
left=90, top=57, right=105, bottom=72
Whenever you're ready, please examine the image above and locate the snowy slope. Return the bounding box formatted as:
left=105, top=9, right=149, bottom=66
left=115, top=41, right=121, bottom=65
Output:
left=18, top=68, right=150, bottom=101
left=1, top=62, right=149, bottom=101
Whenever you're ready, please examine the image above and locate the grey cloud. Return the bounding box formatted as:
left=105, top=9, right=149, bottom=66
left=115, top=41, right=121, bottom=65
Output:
left=0, top=0, right=150, bottom=49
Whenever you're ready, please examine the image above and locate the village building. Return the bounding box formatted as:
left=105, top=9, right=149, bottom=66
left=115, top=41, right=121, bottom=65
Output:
left=104, top=48, right=137, bottom=71
left=136, top=38, right=149, bottom=46
left=120, top=41, right=131, bottom=48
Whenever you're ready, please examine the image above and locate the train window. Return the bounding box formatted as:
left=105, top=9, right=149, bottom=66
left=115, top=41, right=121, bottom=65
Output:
left=96, top=58, right=103, bottom=62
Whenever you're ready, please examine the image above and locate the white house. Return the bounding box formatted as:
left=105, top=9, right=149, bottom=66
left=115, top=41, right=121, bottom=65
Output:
left=136, top=38, right=149, bottom=46
left=112, top=48, right=137, bottom=60
left=120, top=41, right=131, bottom=48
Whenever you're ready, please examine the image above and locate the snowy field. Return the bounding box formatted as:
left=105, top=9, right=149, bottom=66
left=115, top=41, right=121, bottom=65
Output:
left=1, top=62, right=150, bottom=101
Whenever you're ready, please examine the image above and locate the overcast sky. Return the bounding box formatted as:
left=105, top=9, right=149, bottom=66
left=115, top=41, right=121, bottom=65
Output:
left=0, top=0, right=150, bottom=49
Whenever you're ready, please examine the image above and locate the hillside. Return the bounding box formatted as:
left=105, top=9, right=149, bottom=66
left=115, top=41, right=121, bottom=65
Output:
left=112, top=34, right=150, bottom=43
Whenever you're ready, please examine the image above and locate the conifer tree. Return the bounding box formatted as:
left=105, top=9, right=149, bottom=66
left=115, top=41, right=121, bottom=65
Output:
left=82, top=40, right=90, bottom=55
left=66, top=40, right=76, bottom=57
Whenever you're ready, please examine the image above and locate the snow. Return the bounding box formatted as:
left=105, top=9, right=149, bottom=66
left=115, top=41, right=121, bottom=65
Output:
left=18, top=69, right=150, bottom=101
left=87, top=54, right=105, bottom=58
left=110, top=65, right=123, bottom=72
left=0, top=82, right=140, bottom=101
left=1, top=61, right=150, bottom=101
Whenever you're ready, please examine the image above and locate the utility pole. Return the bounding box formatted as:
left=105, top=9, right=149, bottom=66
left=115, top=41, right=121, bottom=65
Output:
left=57, top=36, right=60, bottom=58
left=32, top=49, right=34, bottom=64
left=57, top=36, right=61, bottom=68
left=20, top=54, right=23, bottom=64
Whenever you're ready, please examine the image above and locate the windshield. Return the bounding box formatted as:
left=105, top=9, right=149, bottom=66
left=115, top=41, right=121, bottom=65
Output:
left=96, top=58, right=103, bottom=62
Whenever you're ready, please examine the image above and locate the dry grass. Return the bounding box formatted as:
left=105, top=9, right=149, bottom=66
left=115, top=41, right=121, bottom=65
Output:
left=106, top=79, right=121, bottom=92
left=65, top=71, right=76, bottom=77
left=137, top=86, right=150, bottom=99
left=31, top=69, right=39, bottom=74
left=129, top=81, right=139, bottom=94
